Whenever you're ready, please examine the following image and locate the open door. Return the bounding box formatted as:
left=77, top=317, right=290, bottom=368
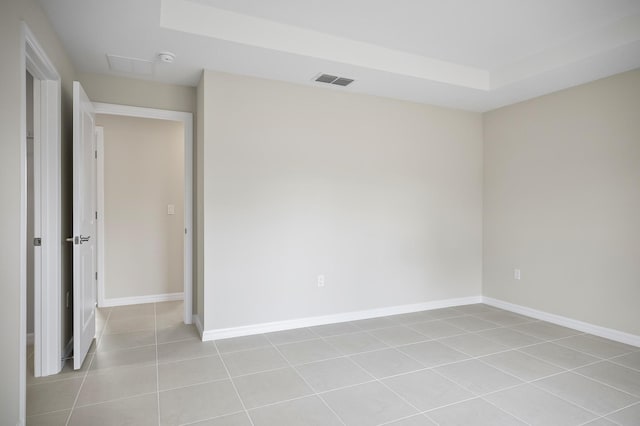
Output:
left=72, top=81, right=97, bottom=370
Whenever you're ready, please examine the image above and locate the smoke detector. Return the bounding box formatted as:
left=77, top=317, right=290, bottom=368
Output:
left=158, top=52, right=176, bottom=63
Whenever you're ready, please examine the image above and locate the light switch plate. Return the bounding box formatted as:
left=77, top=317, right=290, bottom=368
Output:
left=167, top=204, right=175, bottom=215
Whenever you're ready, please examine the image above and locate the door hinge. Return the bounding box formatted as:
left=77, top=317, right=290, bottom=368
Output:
left=95, top=150, right=97, bottom=159
left=33, top=237, right=42, bottom=246
left=95, top=271, right=98, bottom=280
left=95, top=211, right=98, bottom=220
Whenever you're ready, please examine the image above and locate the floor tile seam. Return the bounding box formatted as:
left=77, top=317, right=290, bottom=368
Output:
left=460, top=398, right=531, bottom=426
left=477, top=395, right=535, bottom=426
left=476, top=355, right=567, bottom=383
left=432, top=359, right=526, bottom=397
left=266, top=335, right=348, bottom=426
left=156, top=336, right=202, bottom=346
left=72, top=390, right=159, bottom=410
left=179, top=409, right=248, bottom=425
left=65, top=309, right=108, bottom=426
left=25, top=407, right=71, bottom=420
left=570, top=366, right=640, bottom=399
left=101, top=327, right=157, bottom=336
left=158, top=376, right=233, bottom=393
left=154, top=303, right=161, bottom=426
left=27, top=375, right=87, bottom=387
left=88, top=360, right=159, bottom=375
left=226, top=364, right=293, bottom=379
left=512, top=345, right=598, bottom=371
left=442, top=317, right=505, bottom=332
left=508, top=326, right=585, bottom=341
left=212, top=339, right=256, bottom=426
left=405, top=318, right=466, bottom=332
left=607, top=357, right=640, bottom=373
left=526, top=376, right=629, bottom=419
left=433, top=337, right=513, bottom=358
left=94, top=342, right=157, bottom=354
left=264, top=325, right=324, bottom=343
left=578, top=416, right=622, bottom=426
left=273, top=335, right=343, bottom=350
left=360, top=327, right=412, bottom=349
left=156, top=352, right=229, bottom=367
left=598, top=400, right=640, bottom=425
left=363, top=326, right=437, bottom=347
left=471, top=333, right=544, bottom=350
left=550, top=338, right=634, bottom=361
left=311, top=332, right=433, bottom=423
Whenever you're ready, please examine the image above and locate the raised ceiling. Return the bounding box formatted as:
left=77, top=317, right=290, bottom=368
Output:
left=38, top=0, right=640, bottom=111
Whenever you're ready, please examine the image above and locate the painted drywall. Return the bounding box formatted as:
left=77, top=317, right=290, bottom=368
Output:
left=196, top=74, right=205, bottom=323
left=80, top=72, right=198, bottom=312
left=199, top=70, right=483, bottom=331
left=0, top=0, right=76, bottom=423
left=78, top=72, right=196, bottom=114
left=96, top=114, right=184, bottom=300
left=483, top=69, right=640, bottom=336
left=26, top=71, right=34, bottom=337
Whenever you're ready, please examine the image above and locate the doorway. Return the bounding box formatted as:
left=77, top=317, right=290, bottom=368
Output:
left=94, top=103, right=193, bottom=324
left=21, top=22, right=64, bottom=422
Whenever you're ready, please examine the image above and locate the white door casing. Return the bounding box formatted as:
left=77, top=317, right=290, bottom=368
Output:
left=72, top=81, right=97, bottom=370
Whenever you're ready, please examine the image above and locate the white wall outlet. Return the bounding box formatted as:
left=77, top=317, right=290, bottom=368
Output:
left=167, top=204, right=175, bottom=215
left=317, top=274, right=325, bottom=287
left=514, top=268, right=521, bottom=280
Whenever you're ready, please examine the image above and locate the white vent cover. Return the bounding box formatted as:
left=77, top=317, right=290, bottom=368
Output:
left=314, top=73, right=354, bottom=87
left=106, top=54, right=154, bottom=75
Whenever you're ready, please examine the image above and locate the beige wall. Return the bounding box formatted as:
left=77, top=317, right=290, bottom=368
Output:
left=78, top=72, right=196, bottom=114
left=483, top=69, right=640, bottom=335
left=0, top=0, right=76, bottom=423
left=97, top=115, right=184, bottom=300
left=80, top=72, right=198, bottom=311
left=200, top=70, right=483, bottom=331
left=196, top=74, right=205, bottom=323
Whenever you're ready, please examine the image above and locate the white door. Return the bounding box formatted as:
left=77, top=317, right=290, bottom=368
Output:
left=72, top=81, right=97, bottom=370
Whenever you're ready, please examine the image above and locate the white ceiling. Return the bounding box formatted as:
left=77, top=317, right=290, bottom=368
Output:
left=38, top=0, right=640, bottom=111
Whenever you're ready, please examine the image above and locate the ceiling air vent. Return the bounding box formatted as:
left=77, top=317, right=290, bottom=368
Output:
left=314, top=73, right=354, bottom=87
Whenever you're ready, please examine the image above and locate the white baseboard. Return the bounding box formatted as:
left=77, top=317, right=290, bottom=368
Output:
left=483, top=297, right=640, bottom=348
left=201, top=296, right=482, bottom=341
left=26, top=333, right=34, bottom=345
left=193, top=314, right=204, bottom=340
left=100, top=292, right=184, bottom=308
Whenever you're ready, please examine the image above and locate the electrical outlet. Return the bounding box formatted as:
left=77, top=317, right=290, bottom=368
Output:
left=514, top=269, right=521, bottom=280
left=317, top=274, right=325, bottom=288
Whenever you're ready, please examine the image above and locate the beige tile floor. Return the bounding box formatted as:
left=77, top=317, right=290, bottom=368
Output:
left=26, top=302, right=640, bottom=425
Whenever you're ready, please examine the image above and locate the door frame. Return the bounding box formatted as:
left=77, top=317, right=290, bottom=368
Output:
left=93, top=103, right=194, bottom=324
left=20, top=21, right=63, bottom=420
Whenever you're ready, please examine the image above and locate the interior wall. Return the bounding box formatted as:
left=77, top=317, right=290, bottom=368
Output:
left=79, top=72, right=198, bottom=311
left=0, top=0, right=76, bottom=423
left=196, top=74, right=205, bottom=323
left=96, top=114, right=184, bottom=300
left=483, top=69, right=640, bottom=336
left=200, top=70, right=483, bottom=331
left=26, top=71, right=34, bottom=338
left=78, top=72, right=196, bottom=114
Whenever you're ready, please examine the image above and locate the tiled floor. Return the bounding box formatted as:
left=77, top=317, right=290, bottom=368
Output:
left=26, top=302, right=640, bottom=425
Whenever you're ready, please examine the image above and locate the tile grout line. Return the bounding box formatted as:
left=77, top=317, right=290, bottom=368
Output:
left=212, top=339, right=256, bottom=426
left=313, top=324, right=432, bottom=423
left=264, top=333, right=348, bottom=426
left=64, top=307, right=113, bottom=425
